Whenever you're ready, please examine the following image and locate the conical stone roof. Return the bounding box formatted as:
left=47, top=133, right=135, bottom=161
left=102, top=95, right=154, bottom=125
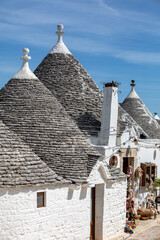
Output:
left=118, top=105, right=148, bottom=138
left=0, top=120, right=67, bottom=187
left=34, top=26, right=146, bottom=141
left=34, top=25, right=103, bottom=137
left=121, top=81, right=160, bottom=139
left=0, top=48, right=100, bottom=183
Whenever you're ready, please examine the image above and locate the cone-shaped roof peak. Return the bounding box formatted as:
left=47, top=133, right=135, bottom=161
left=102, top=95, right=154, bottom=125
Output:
left=12, top=48, right=38, bottom=80
left=154, top=113, right=160, bottom=120
left=121, top=80, right=160, bottom=139
left=126, top=80, right=140, bottom=99
left=50, top=24, right=72, bottom=55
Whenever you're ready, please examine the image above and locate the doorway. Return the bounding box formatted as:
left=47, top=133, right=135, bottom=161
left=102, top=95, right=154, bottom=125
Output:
left=123, top=157, right=134, bottom=174
left=90, top=187, right=95, bottom=240
left=123, top=157, right=128, bottom=174
left=90, top=184, right=104, bottom=240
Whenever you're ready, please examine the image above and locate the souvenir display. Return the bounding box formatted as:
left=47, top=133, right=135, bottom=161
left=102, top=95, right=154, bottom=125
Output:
left=135, top=167, right=143, bottom=178
left=127, top=165, right=133, bottom=175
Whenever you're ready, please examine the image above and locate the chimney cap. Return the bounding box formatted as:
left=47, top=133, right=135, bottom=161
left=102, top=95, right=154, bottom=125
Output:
left=105, top=81, right=117, bottom=88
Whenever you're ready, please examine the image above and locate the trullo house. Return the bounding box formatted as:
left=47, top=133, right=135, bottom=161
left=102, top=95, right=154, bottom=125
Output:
left=35, top=24, right=160, bottom=213
left=0, top=26, right=126, bottom=240
left=1, top=23, right=160, bottom=240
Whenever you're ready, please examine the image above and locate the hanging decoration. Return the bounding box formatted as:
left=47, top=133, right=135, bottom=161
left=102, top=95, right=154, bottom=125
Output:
left=135, top=167, right=143, bottom=178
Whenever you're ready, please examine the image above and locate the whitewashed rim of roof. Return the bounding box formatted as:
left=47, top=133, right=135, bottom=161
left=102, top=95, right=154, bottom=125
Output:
left=12, top=48, right=38, bottom=80
left=126, top=87, right=140, bottom=99
left=50, top=24, right=72, bottom=55
left=154, top=113, right=160, bottom=120
left=50, top=40, right=72, bottom=55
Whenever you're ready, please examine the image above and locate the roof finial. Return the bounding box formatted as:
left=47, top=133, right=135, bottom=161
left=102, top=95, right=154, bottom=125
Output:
left=12, top=48, right=38, bottom=80
left=130, top=80, right=135, bottom=88
left=56, top=24, right=64, bottom=43
left=126, top=80, right=139, bottom=99
left=154, top=112, right=160, bottom=120
left=49, top=24, right=72, bottom=54
left=21, top=48, right=31, bottom=66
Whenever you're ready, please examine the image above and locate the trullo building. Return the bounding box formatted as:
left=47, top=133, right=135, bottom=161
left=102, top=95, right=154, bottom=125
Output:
left=0, top=28, right=126, bottom=240
left=35, top=24, right=160, bottom=211
left=1, top=24, right=160, bottom=240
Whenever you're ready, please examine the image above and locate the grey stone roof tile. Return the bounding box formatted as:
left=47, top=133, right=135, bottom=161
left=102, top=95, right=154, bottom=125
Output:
left=0, top=77, right=100, bottom=183
left=34, top=53, right=103, bottom=137
left=108, top=166, right=126, bottom=180
left=0, top=120, right=68, bottom=187
left=121, top=97, right=160, bottom=139
left=34, top=53, right=145, bottom=139
left=118, top=105, right=148, bottom=138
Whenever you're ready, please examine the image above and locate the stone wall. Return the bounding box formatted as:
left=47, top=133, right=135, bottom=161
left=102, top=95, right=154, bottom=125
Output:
left=0, top=172, right=126, bottom=240
left=0, top=185, right=90, bottom=240
left=103, top=180, right=126, bottom=239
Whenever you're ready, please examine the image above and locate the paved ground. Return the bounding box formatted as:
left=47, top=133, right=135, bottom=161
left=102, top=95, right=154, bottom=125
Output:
left=109, top=215, right=160, bottom=240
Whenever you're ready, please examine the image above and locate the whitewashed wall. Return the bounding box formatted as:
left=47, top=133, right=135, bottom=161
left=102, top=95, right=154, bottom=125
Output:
left=103, top=180, right=126, bottom=240
left=138, top=146, right=160, bottom=177
left=136, top=144, right=160, bottom=206
left=93, top=130, right=160, bottom=209
left=0, top=184, right=90, bottom=240
left=0, top=162, right=126, bottom=240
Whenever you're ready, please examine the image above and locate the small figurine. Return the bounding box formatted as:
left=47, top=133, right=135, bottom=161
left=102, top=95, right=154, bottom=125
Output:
left=127, top=165, right=133, bottom=175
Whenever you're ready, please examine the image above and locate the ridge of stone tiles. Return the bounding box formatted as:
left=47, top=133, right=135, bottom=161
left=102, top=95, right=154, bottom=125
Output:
left=107, top=166, right=126, bottom=180
left=0, top=120, right=68, bottom=188
left=0, top=77, right=100, bottom=182
left=118, top=105, right=149, bottom=138
left=121, top=97, right=160, bottom=139
left=34, top=53, right=103, bottom=137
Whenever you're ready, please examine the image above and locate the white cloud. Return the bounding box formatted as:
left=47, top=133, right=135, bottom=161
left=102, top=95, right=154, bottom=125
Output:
left=1, top=0, right=160, bottom=65
left=113, top=50, right=160, bottom=64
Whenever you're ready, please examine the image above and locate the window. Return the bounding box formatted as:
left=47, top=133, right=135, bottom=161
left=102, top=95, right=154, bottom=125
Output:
left=37, top=192, right=45, bottom=208
left=140, top=134, right=147, bottom=139
left=109, top=156, right=118, bottom=168
left=141, top=163, right=156, bottom=186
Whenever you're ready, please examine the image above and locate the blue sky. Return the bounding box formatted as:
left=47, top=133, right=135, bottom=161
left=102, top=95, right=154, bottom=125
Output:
left=1, top=0, right=160, bottom=115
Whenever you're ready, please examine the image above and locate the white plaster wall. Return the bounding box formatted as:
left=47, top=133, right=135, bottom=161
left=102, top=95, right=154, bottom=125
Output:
left=103, top=180, right=126, bottom=240
left=0, top=185, right=91, bottom=240
left=0, top=161, right=126, bottom=240
left=92, top=145, right=121, bottom=169
left=135, top=145, right=160, bottom=206
left=138, top=146, right=160, bottom=177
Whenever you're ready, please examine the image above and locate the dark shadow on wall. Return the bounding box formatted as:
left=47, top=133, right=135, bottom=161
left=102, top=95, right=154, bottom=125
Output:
left=67, top=188, right=74, bottom=200
left=79, top=187, right=87, bottom=200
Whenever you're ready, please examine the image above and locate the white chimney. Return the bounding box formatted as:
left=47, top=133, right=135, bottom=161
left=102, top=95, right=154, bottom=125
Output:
left=99, top=82, right=118, bottom=147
